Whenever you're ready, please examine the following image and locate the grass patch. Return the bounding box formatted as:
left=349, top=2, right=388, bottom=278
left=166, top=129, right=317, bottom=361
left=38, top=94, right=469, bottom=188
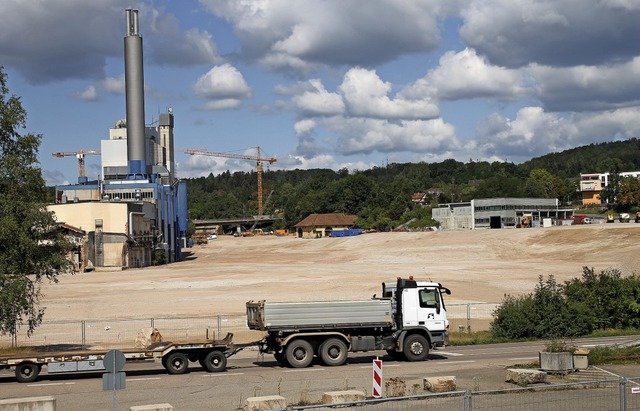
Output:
left=449, top=328, right=640, bottom=347
left=449, top=328, right=640, bottom=365
left=449, top=331, right=514, bottom=346
left=588, top=346, right=640, bottom=365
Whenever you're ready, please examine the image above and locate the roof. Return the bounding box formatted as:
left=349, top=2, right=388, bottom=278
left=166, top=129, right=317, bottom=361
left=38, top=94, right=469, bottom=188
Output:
left=59, top=222, right=86, bottom=235
left=294, top=213, right=358, bottom=228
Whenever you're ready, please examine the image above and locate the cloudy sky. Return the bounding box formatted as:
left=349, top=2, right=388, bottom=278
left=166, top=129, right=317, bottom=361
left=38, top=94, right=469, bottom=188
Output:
left=2, top=0, right=640, bottom=185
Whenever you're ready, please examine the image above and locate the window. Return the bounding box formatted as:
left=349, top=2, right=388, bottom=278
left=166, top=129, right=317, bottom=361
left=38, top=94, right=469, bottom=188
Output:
left=419, top=289, right=438, bottom=308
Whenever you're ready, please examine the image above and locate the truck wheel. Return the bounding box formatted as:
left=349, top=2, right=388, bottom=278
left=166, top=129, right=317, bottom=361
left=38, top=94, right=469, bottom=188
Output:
left=203, top=350, right=227, bottom=372
left=319, top=338, right=348, bottom=366
left=285, top=339, right=313, bottom=368
left=403, top=334, right=429, bottom=361
left=274, top=352, right=289, bottom=366
left=164, top=352, right=189, bottom=374
left=386, top=349, right=405, bottom=361
left=15, top=362, right=40, bottom=383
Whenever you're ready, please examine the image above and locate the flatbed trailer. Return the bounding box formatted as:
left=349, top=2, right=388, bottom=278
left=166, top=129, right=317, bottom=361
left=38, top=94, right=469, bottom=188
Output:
left=0, top=333, right=251, bottom=383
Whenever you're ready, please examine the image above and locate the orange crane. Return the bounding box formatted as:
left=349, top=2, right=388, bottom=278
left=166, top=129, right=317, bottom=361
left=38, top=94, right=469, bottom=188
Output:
left=180, top=146, right=276, bottom=216
left=52, top=150, right=100, bottom=177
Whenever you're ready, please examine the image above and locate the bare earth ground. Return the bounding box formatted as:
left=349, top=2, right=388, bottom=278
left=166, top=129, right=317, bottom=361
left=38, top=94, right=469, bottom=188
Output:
left=39, top=224, right=640, bottom=324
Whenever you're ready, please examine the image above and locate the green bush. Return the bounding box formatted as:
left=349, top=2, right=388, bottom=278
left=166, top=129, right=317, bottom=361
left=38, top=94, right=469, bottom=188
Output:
left=491, top=273, right=603, bottom=339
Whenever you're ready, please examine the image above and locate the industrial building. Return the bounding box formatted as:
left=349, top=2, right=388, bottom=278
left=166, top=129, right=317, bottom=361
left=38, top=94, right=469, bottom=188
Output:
left=49, top=10, right=187, bottom=270
left=432, top=198, right=573, bottom=230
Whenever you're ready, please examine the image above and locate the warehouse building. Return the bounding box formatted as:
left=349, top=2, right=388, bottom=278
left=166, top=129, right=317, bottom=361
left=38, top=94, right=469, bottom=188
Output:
left=432, top=198, right=573, bottom=230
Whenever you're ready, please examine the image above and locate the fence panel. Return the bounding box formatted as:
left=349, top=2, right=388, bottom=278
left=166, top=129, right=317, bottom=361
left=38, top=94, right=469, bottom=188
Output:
left=9, top=321, right=83, bottom=349
left=471, top=380, right=622, bottom=411
left=284, top=392, right=467, bottom=411
left=447, top=303, right=497, bottom=332
left=84, top=318, right=151, bottom=348
left=628, top=377, right=640, bottom=411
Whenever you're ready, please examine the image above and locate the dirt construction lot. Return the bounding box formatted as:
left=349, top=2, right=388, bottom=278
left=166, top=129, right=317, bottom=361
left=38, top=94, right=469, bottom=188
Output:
left=39, top=223, right=640, bottom=325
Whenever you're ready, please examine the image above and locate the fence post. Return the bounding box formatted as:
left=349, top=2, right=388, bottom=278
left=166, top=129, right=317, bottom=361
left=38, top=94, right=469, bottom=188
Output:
left=620, top=377, right=627, bottom=411
left=467, top=304, right=471, bottom=333
left=151, top=318, right=155, bottom=329
left=217, top=315, right=222, bottom=340
left=81, top=320, right=86, bottom=349
left=464, top=389, right=472, bottom=411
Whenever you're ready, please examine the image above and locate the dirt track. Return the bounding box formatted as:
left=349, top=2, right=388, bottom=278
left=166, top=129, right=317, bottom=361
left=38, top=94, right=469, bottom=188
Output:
left=39, top=223, right=640, bottom=322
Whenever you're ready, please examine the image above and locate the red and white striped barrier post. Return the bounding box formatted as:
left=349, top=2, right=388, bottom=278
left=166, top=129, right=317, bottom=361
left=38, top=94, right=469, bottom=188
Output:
left=372, top=357, right=382, bottom=398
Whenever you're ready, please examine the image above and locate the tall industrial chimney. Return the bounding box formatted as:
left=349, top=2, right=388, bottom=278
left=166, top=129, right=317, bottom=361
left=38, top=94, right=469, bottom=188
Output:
left=124, top=9, right=147, bottom=178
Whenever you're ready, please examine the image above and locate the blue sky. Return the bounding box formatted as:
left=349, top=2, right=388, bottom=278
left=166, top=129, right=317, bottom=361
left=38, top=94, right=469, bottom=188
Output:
left=2, top=0, right=640, bottom=185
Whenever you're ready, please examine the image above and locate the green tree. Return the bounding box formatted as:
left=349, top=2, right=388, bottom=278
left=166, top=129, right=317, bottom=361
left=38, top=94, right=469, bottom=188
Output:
left=0, top=67, right=72, bottom=338
left=524, top=169, right=568, bottom=201
left=600, top=158, right=625, bottom=206
left=617, top=176, right=640, bottom=209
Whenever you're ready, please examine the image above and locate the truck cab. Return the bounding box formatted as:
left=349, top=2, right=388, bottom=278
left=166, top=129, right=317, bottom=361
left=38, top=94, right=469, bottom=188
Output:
left=382, top=277, right=451, bottom=349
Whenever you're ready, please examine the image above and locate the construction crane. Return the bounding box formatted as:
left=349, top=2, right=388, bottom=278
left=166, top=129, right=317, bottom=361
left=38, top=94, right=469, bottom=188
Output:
left=52, top=150, right=100, bottom=177
left=180, top=146, right=277, bottom=216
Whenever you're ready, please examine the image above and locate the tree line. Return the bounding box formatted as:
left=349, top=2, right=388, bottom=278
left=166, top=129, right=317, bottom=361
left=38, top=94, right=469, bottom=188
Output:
left=187, top=139, right=640, bottom=231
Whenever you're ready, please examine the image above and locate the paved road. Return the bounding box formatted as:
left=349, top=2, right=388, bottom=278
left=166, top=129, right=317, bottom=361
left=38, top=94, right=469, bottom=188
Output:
left=1, top=336, right=639, bottom=410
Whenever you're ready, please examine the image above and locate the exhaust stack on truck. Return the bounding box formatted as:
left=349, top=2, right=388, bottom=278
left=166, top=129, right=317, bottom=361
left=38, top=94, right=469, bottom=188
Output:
left=246, top=277, right=451, bottom=368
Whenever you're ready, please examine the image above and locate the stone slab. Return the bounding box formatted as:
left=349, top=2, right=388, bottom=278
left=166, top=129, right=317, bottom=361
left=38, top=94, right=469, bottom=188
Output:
left=243, top=395, right=287, bottom=411
left=423, top=376, right=457, bottom=392
left=506, top=368, right=547, bottom=386
left=322, top=390, right=366, bottom=404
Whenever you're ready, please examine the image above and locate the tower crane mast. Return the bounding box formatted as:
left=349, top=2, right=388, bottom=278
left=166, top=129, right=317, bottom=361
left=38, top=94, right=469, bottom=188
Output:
left=52, top=149, right=100, bottom=178
left=180, top=146, right=276, bottom=216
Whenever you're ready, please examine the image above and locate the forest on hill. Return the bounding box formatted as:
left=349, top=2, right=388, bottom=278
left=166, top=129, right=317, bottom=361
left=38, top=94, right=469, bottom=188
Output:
left=186, top=138, right=640, bottom=231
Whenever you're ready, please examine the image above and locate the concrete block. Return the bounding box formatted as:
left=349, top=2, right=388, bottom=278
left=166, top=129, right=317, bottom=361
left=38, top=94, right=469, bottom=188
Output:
left=0, top=396, right=56, bottom=411
left=130, top=404, right=173, bottom=411
left=423, top=376, right=456, bottom=393
left=243, top=395, right=287, bottom=411
left=506, top=369, right=547, bottom=386
left=322, top=390, right=365, bottom=404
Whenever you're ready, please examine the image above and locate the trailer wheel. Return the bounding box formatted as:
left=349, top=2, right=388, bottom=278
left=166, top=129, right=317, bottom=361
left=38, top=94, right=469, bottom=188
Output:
left=403, top=334, right=429, bottom=361
left=15, top=362, right=40, bottom=383
left=285, top=339, right=313, bottom=368
left=203, top=350, right=227, bottom=373
left=319, top=338, right=348, bottom=366
left=164, top=352, right=189, bottom=374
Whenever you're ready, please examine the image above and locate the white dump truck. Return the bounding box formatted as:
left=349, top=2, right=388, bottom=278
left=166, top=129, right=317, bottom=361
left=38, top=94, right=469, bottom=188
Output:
left=246, top=277, right=451, bottom=368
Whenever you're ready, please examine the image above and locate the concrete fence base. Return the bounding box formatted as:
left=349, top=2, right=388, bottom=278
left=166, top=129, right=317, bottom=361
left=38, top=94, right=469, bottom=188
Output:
left=0, top=396, right=56, bottom=411
left=130, top=404, right=174, bottom=411
left=243, top=395, right=287, bottom=411
left=322, top=390, right=366, bottom=404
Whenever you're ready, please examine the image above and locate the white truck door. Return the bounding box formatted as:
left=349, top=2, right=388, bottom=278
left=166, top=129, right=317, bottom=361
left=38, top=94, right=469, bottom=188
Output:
left=402, top=287, right=446, bottom=330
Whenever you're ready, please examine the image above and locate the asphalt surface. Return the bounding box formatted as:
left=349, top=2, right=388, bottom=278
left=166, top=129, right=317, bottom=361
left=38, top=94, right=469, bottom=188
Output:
left=2, top=336, right=640, bottom=410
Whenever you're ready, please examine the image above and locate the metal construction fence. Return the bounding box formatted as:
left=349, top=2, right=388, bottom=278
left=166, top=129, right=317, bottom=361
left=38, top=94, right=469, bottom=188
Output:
left=282, top=377, right=640, bottom=411
left=0, top=303, right=498, bottom=349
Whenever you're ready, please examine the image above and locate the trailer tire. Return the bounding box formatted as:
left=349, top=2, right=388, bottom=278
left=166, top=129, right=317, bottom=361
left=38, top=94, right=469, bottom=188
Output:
left=203, top=350, right=227, bottom=372
left=285, top=339, right=313, bottom=368
left=319, top=338, right=348, bottom=366
left=15, top=362, right=40, bottom=383
left=403, top=334, right=429, bottom=362
left=164, top=352, right=189, bottom=374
